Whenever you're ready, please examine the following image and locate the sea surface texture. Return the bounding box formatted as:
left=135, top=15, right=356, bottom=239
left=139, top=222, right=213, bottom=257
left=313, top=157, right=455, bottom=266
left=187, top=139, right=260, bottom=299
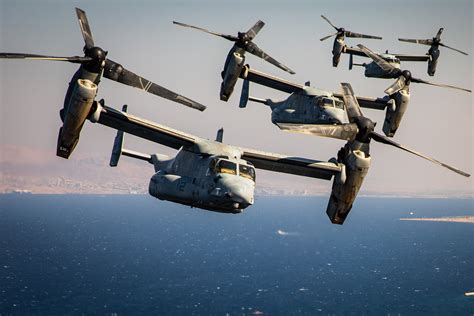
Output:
left=0, top=195, right=473, bottom=315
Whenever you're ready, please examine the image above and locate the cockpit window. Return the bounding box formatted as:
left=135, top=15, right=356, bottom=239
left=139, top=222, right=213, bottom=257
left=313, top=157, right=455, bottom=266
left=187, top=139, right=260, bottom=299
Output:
left=321, top=98, right=334, bottom=107
left=215, top=160, right=237, bottom=175
left=239, top=164, right=256, bottom=181
left=386, top=56, right=399, bottom=63
left=334, top=99, right=344, bottom=109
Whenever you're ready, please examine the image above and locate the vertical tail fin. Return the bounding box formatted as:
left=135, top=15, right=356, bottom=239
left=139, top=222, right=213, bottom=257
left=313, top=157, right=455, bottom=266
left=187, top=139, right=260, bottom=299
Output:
left=109, top=105, right=152, bottom=167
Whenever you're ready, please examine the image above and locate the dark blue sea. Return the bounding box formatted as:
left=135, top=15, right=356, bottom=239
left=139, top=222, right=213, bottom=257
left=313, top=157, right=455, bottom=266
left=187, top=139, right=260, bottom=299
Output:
left=0, top=194, right=473, bottom=315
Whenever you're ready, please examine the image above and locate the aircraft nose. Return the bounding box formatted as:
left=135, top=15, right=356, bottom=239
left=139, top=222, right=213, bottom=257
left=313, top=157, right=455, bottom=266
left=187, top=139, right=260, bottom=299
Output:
left=324, top=107, right=347, bottom=124
left=226, top=185, right=254, bottom=206
left=218, top=176, right=254, bottom=208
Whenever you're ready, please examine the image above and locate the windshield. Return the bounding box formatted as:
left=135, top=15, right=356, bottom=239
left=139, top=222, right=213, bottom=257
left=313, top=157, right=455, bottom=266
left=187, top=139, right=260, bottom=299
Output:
left=334, top=99, right=344, bottom=109
left=215, top=160, right=237, bottom=175
left=321, top=98, right=334, bottom=107
left=239, top=164, right=256, bottom=181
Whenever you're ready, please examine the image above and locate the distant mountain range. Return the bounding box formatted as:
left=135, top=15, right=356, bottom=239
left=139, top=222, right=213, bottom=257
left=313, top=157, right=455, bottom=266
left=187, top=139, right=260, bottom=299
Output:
left=0, top=144, right=329, bottom=195
left=1, top=144, right=472, bottom=198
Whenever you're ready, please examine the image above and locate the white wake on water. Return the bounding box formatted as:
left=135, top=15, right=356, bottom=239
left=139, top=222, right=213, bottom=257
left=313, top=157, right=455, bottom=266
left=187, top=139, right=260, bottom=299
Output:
left=277, top=229, right=300, bottom=236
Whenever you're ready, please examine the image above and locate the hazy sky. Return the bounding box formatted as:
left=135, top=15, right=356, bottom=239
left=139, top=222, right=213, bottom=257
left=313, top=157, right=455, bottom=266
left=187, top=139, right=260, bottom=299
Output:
left=1, top=0, right=472, bottom=194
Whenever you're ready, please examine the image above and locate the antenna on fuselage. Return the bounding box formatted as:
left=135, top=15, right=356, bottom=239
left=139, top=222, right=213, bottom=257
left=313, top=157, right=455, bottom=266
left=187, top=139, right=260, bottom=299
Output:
left=215, top=128, right=224, bottom=143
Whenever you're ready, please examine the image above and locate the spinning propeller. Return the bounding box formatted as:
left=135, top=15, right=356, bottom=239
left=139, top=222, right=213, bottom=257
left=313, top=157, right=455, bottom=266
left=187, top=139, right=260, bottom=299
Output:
left=399, top=28, right=469, bottom=56
left=278, top=83, right=470, bottom=177
left=173, top=20, right=296, bottom=74
left=0, top=8, right=206, bottom=111
left=320, top=15, right=382, bottom=42
left=356, top=44, right=472, bottom=95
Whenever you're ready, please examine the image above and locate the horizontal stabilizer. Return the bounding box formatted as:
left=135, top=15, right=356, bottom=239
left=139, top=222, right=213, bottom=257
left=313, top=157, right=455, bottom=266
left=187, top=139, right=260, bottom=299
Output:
left=122, top=149, right=152, bottom=162
left=109, top=106, right=152, bottom=166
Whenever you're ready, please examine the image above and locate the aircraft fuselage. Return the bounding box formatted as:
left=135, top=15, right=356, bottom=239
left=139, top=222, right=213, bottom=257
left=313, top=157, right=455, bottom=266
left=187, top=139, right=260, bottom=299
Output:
left=148, top=144, right=256, bottom=213
left=269, top=88, right=349, bottom=126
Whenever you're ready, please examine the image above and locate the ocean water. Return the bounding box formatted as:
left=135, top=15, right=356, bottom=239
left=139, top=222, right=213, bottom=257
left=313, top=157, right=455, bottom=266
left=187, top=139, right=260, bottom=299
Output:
left=0, top=194, right=473, bottom=315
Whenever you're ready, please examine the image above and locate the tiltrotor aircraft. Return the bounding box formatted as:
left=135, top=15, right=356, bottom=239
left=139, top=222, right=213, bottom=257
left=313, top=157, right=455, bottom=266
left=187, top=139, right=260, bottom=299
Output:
left=238, top=46, right=470, bottom=137
left=46, top=83, right=469, bottom=224
left=0, top=8, right=206, bottom=159
left=218, top=59, right=469, bottom=139
left=398, top=28, right=469, bottom=65
left=105, top=104, right=340, bottom=215
left=319, top=15, right=382, bottom=67
left=177, top=21, right=470, bottom=139
left=351, top=44, right=471, bottom=135
left=340, top=29, right=468, bottom=78
left=172, top=20, right=296, bottom=101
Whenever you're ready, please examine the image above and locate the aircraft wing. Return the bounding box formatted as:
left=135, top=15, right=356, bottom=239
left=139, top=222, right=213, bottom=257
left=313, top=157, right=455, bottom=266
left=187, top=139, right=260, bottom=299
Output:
left=333, top=93, right=390, bottom=110
left=97, top=105, right=196, bottom=149
left=392, top=53, right=430, bottom=62
left=97, top=104, right=341, bottom=180
left=343, top=46, right=430, bottom=62
left=240, top=66, right=304, bottom=93
left=240, top=66, right=389, bottom=110
left=239, top=147, right=342, bottom=180
left=342, top=46, right=370, bottom=57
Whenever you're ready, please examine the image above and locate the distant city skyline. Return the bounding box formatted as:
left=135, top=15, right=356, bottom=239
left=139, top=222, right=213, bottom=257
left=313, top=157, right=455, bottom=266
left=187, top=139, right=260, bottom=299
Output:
left=1, top=0, right=472, bottom=195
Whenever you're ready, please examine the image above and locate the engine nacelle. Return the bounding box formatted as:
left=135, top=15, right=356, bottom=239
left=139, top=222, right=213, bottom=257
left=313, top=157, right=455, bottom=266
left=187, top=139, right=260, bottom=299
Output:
left=57, top=79, right=97, bottom=158
left=382, top=89, right=410, bottom=137
left=427, top=46, right=440, bottom=76
left=149, top=171, right=194, bottom=203
left=326, top=142, right=371, bottom=225
left=220, top=52, right=245, bottom=101
left=332, top=37, right=345, bottom=67
left=88, top=99, right=103, bottom=123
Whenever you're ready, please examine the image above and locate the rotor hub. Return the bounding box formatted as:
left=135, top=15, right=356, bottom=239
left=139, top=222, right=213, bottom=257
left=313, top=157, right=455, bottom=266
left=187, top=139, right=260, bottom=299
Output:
left=237, top=32, right=249, bottom=41
left=402, top=70, right=412, bottom=82
left=236, top=32, right=251, bottom=49
left=354, top=117, right=375, bottom=143
left=83, top=46, right=107, bottom=72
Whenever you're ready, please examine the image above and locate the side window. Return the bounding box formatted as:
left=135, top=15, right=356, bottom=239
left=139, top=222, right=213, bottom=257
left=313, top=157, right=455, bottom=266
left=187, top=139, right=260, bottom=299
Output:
left=207, top=159, right=217, bottom=176
left=334, top=99, right=344, bottom=109
left=322, top=98, right=334, bottom=108
left=239, top=165, right=256, bottom=181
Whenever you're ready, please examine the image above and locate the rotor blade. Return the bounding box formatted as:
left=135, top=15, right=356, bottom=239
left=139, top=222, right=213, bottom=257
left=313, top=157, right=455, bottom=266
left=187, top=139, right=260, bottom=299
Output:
left=276, top=123, right=358, bottom=141
left=104, top=59, right=206, bottom=111
left=321, top=15, right=338, bottom=30
left=439, top=43, right=469, bottom=55
left=246, top=41, right=296, bottom=74
left=172, top=21, right=238, bottom=42
left=398, top=38, right=433, bottom=46
left=356, top=44, right=400, bottom=77
left=411, top=77, right=471, bottom=93
left=320, top=32, right=338, bottom=41
left=245, top=20, right=265, bottom=41
left=435, top=27, right=444, bottom=41
left=0, top=53, right=92, bottom=64
left=370, top=132, right=470, bottom=177
left=340, top=82, right=363, bottom=120
left=75, top=8, right=95, bottom=49
left=345, top=31, right=382, bottom=40
left=384, top=76, right=406, bottom=95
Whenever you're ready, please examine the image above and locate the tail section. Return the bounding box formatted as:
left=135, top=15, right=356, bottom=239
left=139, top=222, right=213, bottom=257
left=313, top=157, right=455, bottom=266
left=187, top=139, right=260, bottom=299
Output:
left=109, top=105, right=172, bottom=172
left=348, top=53, right=365, bottom=70
left=109, top=105, right=152, bottom=167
